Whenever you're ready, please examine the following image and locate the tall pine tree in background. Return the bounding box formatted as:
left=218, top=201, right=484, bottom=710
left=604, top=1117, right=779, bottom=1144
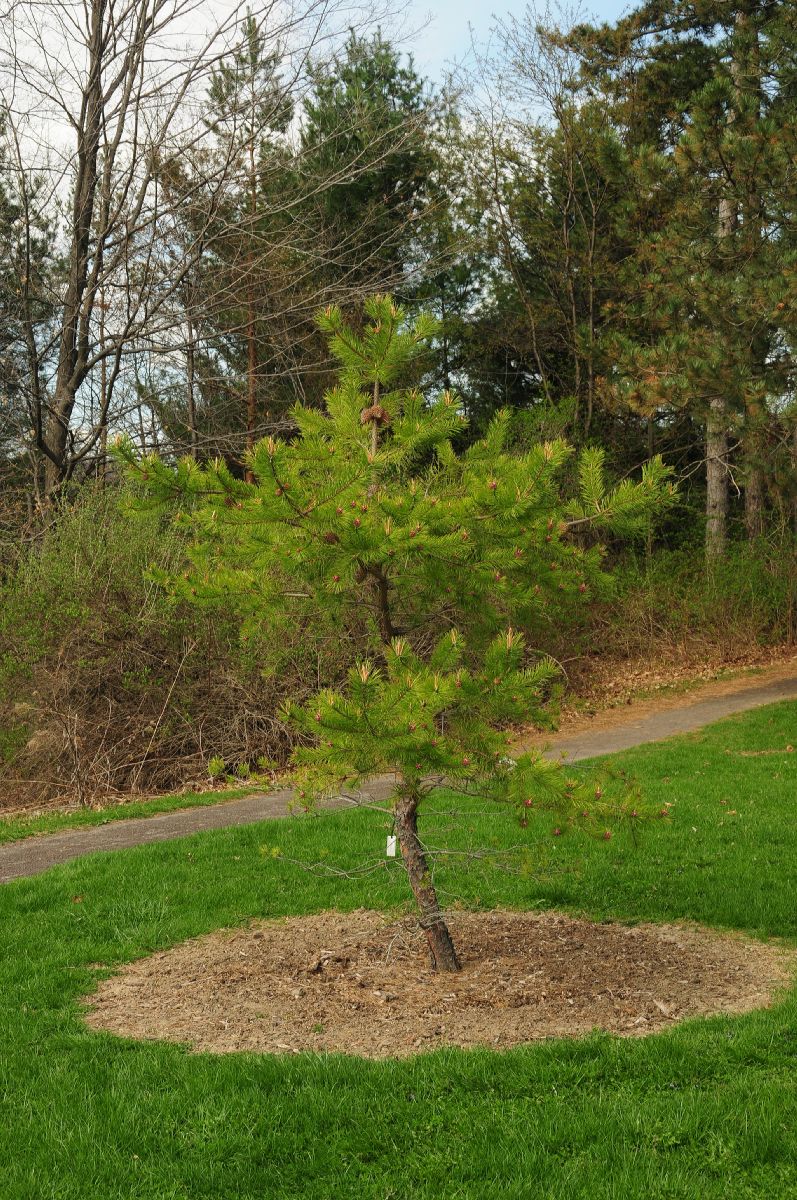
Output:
left=206, top=14, right=293, bottom=462
left=467, top=12, right=669, bottom=456
left=300, top=32, right=437, bottom=300
left=154, top=14, right=299, bottom=462
left=0, top=114, right=56, bottom=512
left=480, top=101, right=639, bottom=446
left=411, top=94, right=487, bottom=405
left=569, top=0, right=797, bottom=558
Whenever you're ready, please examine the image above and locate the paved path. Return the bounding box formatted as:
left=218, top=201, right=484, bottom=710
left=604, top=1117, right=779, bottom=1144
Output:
left=0, top=779, right=397, bottom=886
left=525, top=671, right=797, bottom=762
left=3, top=670, right=797, bottom=885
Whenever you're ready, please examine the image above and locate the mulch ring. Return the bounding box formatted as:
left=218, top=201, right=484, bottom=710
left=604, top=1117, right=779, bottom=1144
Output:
left=82, top=909, right=796, bottom=1059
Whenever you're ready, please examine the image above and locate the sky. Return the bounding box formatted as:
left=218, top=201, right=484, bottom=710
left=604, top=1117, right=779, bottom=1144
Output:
left=403, top=0, right=631, bottom=81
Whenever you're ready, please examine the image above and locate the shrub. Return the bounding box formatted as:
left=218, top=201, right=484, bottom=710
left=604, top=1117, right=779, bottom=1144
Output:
left=0, top=486, right=349, bottom=808
left=602, top=538, right=797, bottom=661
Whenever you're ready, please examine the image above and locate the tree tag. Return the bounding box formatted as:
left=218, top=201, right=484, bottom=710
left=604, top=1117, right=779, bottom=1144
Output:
left=386, top=834, right=397, bottom=857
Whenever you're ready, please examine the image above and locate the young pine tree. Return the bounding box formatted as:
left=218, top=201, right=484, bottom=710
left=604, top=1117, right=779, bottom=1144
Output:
left=122, top=296, right=673, bottom=971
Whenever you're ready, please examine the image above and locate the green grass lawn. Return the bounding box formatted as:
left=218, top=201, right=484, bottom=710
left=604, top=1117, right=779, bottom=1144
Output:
left=2, top=700, right=797, bottom=1199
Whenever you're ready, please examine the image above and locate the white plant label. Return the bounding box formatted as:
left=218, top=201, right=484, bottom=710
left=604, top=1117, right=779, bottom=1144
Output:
left=386, top=835, right=397, bottom=858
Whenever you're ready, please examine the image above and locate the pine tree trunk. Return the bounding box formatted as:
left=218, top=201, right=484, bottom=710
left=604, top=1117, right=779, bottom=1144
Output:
left=706, top=11, right=743, bottom=562
left=743, top=371, right=766, bottom=542
left=708, top=178, right=734, bottom=560
left=43, top=395, right=72, bottom=495
left=245, top=128, right=258, bottom=483
left=394, top=793, right=461, bottom=972
left=186, top=312, right=198, bottom=460
left=745, top=462, right=765, bottom=540
left=742, top=10, right=766, bottom=544
left=792, top=422, right=797, bottom=538
left=245, top=292, right=257, bottom=484
left=706, top=397, right=728, bottom=561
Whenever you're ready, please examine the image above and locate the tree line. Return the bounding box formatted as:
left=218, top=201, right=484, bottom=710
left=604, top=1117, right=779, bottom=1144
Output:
left=2, top=0, right=797, bottom=562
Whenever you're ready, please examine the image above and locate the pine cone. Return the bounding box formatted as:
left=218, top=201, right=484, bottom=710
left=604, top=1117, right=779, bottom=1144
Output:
left=360, top=404, right=391, bottom=427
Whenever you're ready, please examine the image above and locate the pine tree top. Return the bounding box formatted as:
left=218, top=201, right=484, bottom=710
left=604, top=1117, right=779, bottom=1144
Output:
left=119, top=295, right=673, bottom=651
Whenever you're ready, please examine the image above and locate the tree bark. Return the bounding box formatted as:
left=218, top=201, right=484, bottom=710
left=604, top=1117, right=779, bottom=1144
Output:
left=245, top=292, right=258, bottom=482
left=744, top=460, right=765, bottom=540
left=706, top=397, right=729, bottom=561
left=792, top=421, right=797, bottom=538
left=186, top=311, right=199, bottom=460
left=705, top=9, right=747, bottom=559
left=97, top=290, right=108, bottom=483
left=44, top=0, right=105, bottom=494
left=244, top=124, right=259, bottom=484
left=371, top=568, right=395, bottom=645
left=742, top=11, right=766, bottom=544
left=394, top=792, right=461, bottom=972
left=706, top=182, right=737, bottom=559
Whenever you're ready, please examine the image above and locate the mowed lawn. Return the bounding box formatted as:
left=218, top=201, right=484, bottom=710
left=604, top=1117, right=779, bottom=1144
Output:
left=2, top=701, right=797, bottom=1199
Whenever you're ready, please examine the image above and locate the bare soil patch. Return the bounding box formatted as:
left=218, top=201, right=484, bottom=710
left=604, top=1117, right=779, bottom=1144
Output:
left=83, top=909, right=795, bottom=1059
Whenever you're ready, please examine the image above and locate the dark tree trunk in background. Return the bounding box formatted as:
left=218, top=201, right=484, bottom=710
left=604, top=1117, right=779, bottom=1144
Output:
left=745, top=461, right=765, bottom=539
left=186, top=312, right=199, bottom=459
left=792, top=422, right=797, bottom=537
left=245, top=292, right=258, bottom=482
left=705, top=14, right=745, bottom=561
left=706, top=396, right=729, bottom=561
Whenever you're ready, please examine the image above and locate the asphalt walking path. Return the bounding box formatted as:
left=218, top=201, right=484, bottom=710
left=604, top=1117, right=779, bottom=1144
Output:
left=3, top=666, right=797, bottom=885
left=519, top=669, right=797, bottom=761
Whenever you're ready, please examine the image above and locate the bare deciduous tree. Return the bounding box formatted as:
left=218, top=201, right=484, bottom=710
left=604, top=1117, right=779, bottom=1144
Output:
left=0, top=0, right=402, bottom=497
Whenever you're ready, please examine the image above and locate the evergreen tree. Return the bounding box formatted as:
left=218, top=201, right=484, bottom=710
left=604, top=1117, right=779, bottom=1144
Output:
left=411, top=95, right=490, bottom=411
left=203, top=13, right=294, bottom=462
left=569, top=0, right=797, bottom=557
left=468, top=13, right=665, bottom=456
left=122, top=296, right=673, bottom=970
left=0, top=113, right=56, bottom=507
left=155, top=13, right=318, bottom=465
left=479, top=102, right=640, bottom=444
left=155, top=24, right=446, bottom=465
left=300, top=32, right=436, bottom=297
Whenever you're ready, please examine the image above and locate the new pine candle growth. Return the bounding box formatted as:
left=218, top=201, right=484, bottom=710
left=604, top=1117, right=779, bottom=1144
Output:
left=121, top=295, right=674, bottom=970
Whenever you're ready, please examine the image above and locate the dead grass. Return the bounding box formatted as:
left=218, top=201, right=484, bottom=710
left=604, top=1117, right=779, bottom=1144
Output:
left=553, top=644, right=797, bottom=733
